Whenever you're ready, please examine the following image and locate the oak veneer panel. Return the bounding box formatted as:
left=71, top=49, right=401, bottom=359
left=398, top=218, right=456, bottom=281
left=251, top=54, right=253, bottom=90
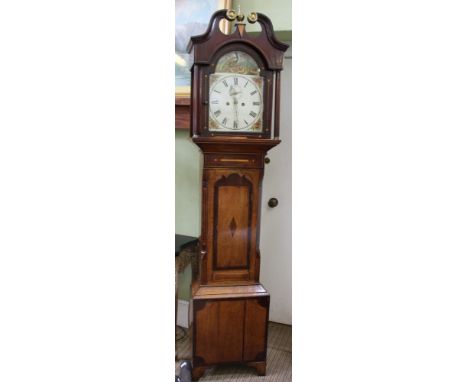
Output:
left=194, top=300, right=245, bottom=364
left=243, top=298, right=269, bottom=361
left=215, top=185, right=250, bottom=269
left=211, top=269, right=250, bottom=282
left=205, top=169, right=260, bottom=285
left=217, top=300, right=245, bottom=362
left=194, top=302, right=218, bottom=364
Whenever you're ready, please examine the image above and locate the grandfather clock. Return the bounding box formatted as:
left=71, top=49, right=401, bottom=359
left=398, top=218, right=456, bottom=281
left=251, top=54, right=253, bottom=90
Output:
left=188, top=9, right=288, bottom=379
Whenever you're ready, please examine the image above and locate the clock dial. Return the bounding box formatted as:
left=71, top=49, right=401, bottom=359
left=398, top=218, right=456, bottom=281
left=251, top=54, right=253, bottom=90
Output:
left=209, top=73, right=263, bottom=132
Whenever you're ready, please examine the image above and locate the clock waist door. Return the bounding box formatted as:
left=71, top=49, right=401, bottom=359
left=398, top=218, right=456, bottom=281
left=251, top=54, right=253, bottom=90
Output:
left=202, top=167, right=262, bottom=285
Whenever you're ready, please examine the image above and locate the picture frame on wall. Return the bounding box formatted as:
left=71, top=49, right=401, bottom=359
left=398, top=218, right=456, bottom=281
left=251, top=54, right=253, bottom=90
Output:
left=175, top=0, right=232, bottom=98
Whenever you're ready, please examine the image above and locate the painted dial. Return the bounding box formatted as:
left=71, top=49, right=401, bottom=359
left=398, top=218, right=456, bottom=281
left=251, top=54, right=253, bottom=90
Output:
left=209, top=74, right=263, bottom=132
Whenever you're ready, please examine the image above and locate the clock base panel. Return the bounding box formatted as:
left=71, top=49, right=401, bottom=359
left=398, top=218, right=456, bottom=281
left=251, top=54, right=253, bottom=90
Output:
left=191, top=284, right=270, bottom=380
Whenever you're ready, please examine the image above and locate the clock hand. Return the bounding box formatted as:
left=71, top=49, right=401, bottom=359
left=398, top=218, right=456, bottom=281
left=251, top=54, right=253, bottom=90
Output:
left=233, top=95, right=239, bottom=128
left=229, top=84, right=241, bottom=97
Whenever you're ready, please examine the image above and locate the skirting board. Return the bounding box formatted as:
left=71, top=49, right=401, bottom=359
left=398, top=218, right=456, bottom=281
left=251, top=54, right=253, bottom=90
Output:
left=177, top=299, right=191, bottom=328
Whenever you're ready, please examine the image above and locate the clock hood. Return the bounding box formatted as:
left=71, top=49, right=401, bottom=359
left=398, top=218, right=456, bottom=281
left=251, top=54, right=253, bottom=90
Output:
left=187, top=9, right=289, bottom=71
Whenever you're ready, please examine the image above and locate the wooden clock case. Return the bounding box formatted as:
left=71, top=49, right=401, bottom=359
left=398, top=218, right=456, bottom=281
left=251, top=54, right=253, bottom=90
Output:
left=187, top=10, right=288, bottom=379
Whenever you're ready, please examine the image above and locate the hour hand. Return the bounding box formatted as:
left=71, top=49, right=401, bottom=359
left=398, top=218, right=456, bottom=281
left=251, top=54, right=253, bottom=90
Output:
left=229, top=85, right=240, bottom=97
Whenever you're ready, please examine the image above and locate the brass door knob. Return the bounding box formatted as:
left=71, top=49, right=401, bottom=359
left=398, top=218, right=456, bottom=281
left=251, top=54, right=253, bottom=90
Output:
left=268, top=198, right=278, bottom=208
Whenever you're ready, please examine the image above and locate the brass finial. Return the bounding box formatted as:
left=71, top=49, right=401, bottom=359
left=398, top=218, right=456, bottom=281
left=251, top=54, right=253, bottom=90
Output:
left=247, top=12, right=258, bottom=23
left=226, top=7, right=250, bottom=24
left=226, top=9, right=236, bottom=21
left=235, top=5, right=245, bottom=22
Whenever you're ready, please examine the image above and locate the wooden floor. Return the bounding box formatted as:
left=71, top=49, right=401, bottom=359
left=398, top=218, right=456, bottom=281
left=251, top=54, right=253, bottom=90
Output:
left=176, top=322, right=292, bottom=381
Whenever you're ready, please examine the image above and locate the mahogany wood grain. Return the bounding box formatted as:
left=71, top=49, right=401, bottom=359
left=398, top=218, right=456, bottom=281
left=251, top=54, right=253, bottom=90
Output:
left=188, top=11, right=288, bottom=70
left=193, top=136, right=280, bottom=153
left=274, top=71, right=281, bottom=138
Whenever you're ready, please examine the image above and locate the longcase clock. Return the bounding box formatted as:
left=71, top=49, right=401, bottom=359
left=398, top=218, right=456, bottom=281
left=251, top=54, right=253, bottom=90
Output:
left=187, top=9, right=288, bottom=379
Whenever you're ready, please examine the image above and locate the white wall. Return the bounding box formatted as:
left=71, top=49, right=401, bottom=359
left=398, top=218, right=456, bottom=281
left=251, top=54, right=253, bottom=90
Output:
left=260, top=45, right=292, bottom=325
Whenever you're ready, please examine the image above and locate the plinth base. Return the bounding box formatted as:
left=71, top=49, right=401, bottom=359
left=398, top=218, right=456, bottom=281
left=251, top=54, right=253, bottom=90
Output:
left=191, top=284, right=270, bottom=380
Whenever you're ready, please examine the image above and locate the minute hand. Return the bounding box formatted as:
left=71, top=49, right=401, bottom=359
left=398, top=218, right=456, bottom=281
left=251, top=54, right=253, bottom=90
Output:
left=233, top=95, right=239, bottom=129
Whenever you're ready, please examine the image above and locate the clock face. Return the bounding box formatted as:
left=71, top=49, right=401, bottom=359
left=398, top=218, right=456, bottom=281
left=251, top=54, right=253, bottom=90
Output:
left=209, top=73, right=263, bottom=133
